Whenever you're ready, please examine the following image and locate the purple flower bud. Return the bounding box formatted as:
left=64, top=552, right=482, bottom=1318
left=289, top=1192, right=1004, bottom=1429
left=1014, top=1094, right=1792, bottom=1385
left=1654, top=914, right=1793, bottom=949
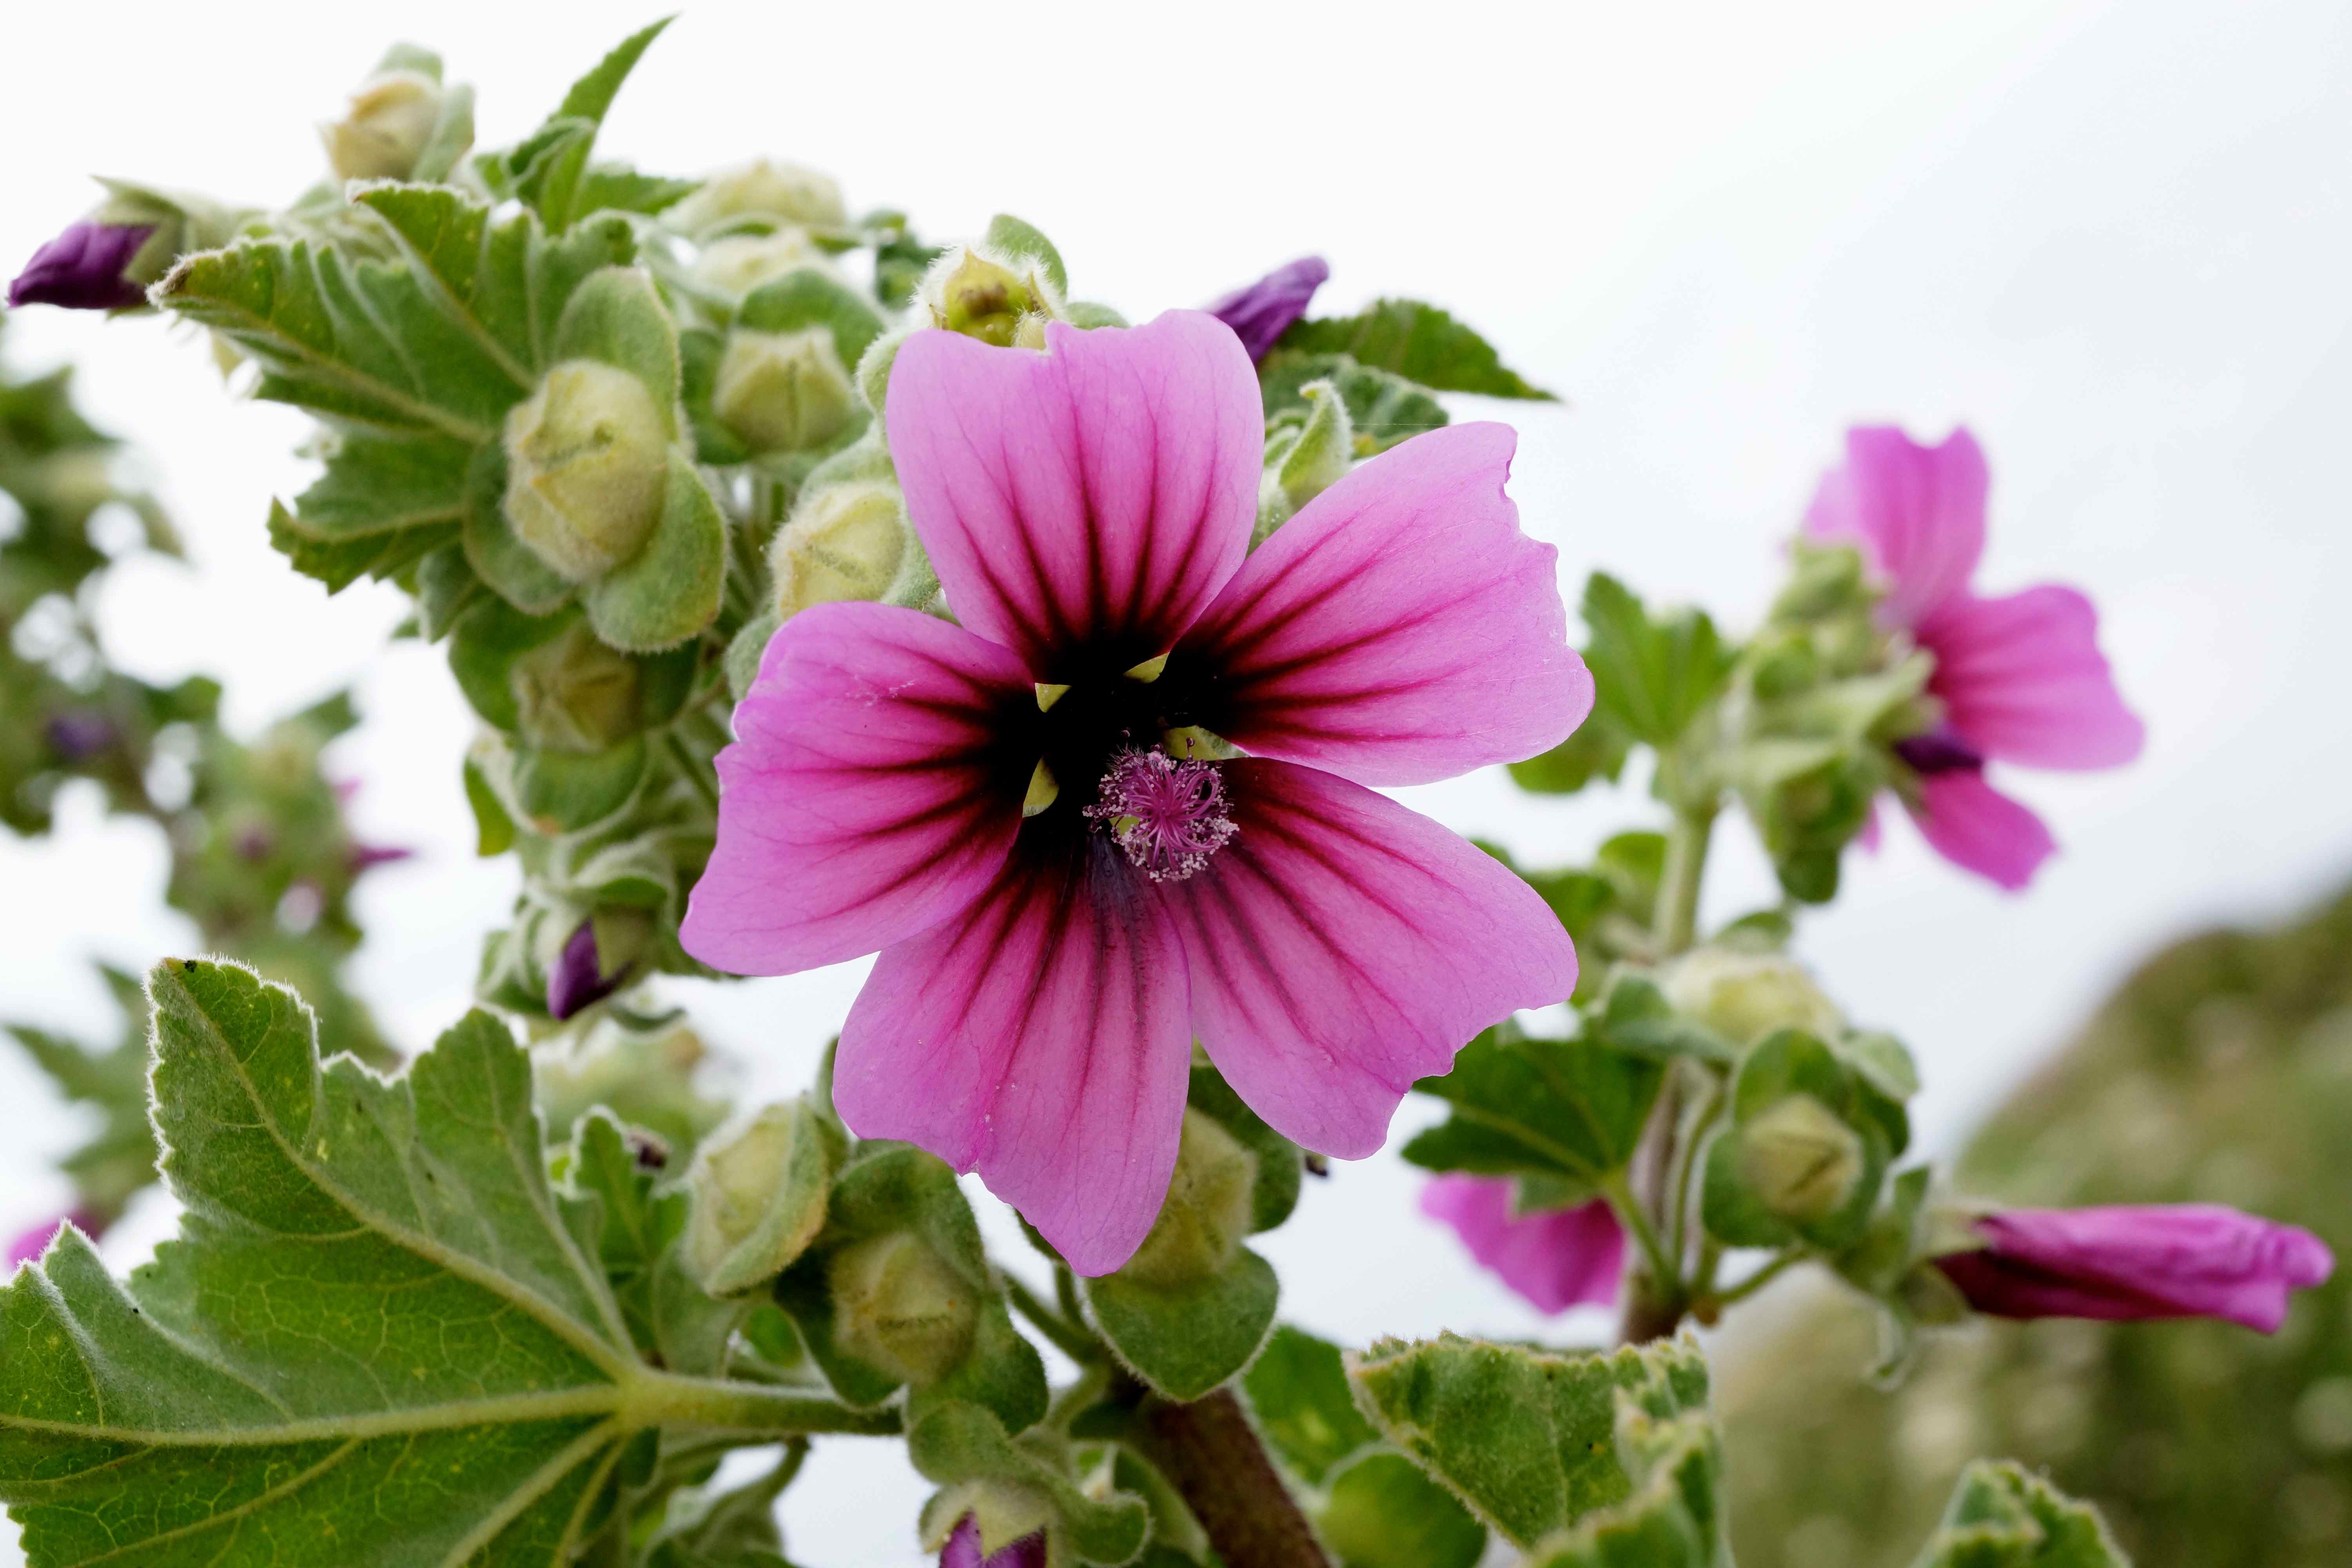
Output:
left=1934, top=1204, right=2334, bottom=1334
left=1207, top=255, right=1330, bottom=362
left=1894, top=725, right=1985, bottom=777
left=9, top=221, right=156, bottom=311
left=347, top=842, right=416, bottom=874
left=7, top=1208, right=107, bottom=1269
left=547, top=919, right=626, bottom=1021
left=941, top=1514, right=1047, bottom=1568
left=44, top=710, right=119, bottom=762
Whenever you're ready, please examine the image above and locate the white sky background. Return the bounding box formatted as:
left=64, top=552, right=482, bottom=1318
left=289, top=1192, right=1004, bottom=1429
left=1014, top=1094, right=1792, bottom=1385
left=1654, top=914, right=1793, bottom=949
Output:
left=2, top=0, right=2348, bottom=1560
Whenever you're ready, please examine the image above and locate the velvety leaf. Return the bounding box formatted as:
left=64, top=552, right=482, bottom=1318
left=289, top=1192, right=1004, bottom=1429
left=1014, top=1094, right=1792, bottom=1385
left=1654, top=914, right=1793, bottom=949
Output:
left=498, top=19, right=674, bottom=231
left=1083, top=1248, right=1279, bottom=1402
left=1510, top=712, right=1633, bottom=795
left=287, top=432, right=475, bottom=541
left=1258, top=350, right=1448, bottom=453
left=1581, top=573, right=1737, bottom=749
left=736, top=268, right=890, bottom=368
left=267, top=497, right=457, bottom=593
left=1909, top=1461, right=2131, bottom=1567
left=577, top=165, right=701, bottom=219
left=1279, top=299, right=1555, bottom=400
left=1319, top=1450, right=1487, bottom=1568
left=982, top=213, right=1069, bottom=296
left=579, top=453, right=729, bottom=652
left=1240, top=1324, right=1379, bottom=1485
left=1406, top=1027, right=1664, bottom=1189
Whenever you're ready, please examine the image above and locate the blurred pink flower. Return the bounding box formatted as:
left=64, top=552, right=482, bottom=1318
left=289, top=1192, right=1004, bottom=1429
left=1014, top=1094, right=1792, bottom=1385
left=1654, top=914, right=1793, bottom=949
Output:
left=1935, top=1204, right=2333, bottom=1333
left=1420, top=1173, right=1625, bottom=1314
left=1805, top=426, right=2143, bottom=889
left=682, top=311, right=1588, bottom=1274
left=6, top=1208, right=105, bottom=1269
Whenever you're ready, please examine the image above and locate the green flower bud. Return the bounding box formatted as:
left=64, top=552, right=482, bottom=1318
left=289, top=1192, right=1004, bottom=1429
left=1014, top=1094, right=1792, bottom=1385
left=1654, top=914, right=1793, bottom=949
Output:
left=669, top=160, right=847, bottom=236
left=1739, top=1092, right=1865, bottom=1223
left=320, top=69, right=443, bottom=182
left=502, top=359, right=670, bottom=584
left=713, top=327, right=857, bottom=454
left=770, top=479, right=912, bottom=619
left=919, top=246, right=1066, bottom=348
left=691, top=230, right=833, bottom=299
left=855, top=328, right=912, bottom=417
left=683, top=1099, right=837, bottom=1296
left=508, top=621, right=642, bottom=754
left=1117, top=1109, right=1258, bottom=1290
left=1254, top=378, right=1353, bottom=545
left=827, top=1230, right=978, bottom=1385
left=1660, top=947, right=1843, bottom=1047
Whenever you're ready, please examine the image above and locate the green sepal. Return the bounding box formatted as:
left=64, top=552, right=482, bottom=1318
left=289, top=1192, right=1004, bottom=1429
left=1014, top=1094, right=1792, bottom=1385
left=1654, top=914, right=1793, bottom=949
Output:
left=1258, top=350, right=1446, bottom=454
left=563, top=1109, right=751, bottom=1376
left=415, top=542, right=483, bottom=639
left=462, top=750, right=518, bottom=855
left=1185, top=1061, right=1303, bottom=1233
left=681, top=327, right=752, bottom=465
left=1240, top=1323, right=1380, bottom=1485
left=462, top=437, right=574, bottom=614
left=410, top=82, right=477, bottom=185
left=1083, top=1247, right=1279, bottom=1403
left=907, top=1401, right=1150, bottom=1566
left=579, top=453, right=730, bottom=652
left=1908, top=1460, right=2131, bottom=1567
left=1699, top=1027, right=1898, bottom=1251
left=1278, top=299, right=1555, bottom=400
left=682, top=1098, right=843, bottom=1296
left=1319, top=1450, right=1488, bottom=1568
left=982, top=214, right=1070, bottom=296
left=1065, top=301, right=1129, bottom=329
left=726, top=607, right=783, bottom=702
left=1345, top=1331, right=1712, bottom=1548
left=1404, top=1025, right=1664, bottom=1189
left=510, top=733, right=652, bottom=833
left=737, top=267, right=890, bottom=363
left=554, top=265, right=687, bottom=439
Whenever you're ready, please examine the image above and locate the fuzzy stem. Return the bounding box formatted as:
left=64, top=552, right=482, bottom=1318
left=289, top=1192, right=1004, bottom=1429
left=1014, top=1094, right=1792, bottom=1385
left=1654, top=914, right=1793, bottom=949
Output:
left=1133, top=1387, right=1332, bottom=1568
left=1003, top=1273, right=1103, bottom=1365
left=1653, top=805, right=1716, bottom=956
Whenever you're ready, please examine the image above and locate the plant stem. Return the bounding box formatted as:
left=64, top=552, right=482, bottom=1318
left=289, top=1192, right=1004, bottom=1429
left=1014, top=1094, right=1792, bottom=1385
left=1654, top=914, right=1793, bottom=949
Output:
left=629, top=1372, right=901, bottom=1437
left=1004, top=1272, right=1103, bottom=1364
left=1602, top=1171, right=1677, bottom=1293
left=1653, top=805, right=1717, bottom=956
left=1131, top=1387, right=1332, bottom=1568
left=1708, top=1248, right=1805, bottom=1310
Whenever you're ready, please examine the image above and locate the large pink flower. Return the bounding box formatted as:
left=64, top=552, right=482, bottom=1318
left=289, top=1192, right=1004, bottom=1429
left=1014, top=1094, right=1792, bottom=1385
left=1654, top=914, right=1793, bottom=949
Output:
left=683, top=312, right=1589, bottom=1273
left=1420, top=1174, right=1624, bottom=1314
left=1804, top=426, right=2143, bottom=889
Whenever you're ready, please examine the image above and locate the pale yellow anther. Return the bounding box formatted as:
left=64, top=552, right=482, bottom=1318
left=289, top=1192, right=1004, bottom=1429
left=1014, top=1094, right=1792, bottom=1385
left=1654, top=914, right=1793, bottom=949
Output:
left=1034, top=682, right=1070, bottom=712
left=1123, top=652, right=1170, bottom=683
left=1022, top=759, right=1060, bottom=817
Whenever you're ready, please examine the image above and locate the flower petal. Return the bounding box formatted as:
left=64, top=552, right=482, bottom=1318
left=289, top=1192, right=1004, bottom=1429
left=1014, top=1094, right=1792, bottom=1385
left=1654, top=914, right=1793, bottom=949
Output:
left=1421, top=1175, right=1625, bottom=1314
left=833, top=834, right=1193, bottom=1276
left=1156, top=759, right=1578, bottom=1156
left=1803, top=425, right=1987, bottom=627
left=681, top=602, right=1031, bottom=976
left=1918, top=586, right=2145, bottom=770
left=1902, top=768, right=2056, bottom=891
left=1180, top=422, right=1591, bottom=786
left=1940, top=1205, right=2334, bottom=1333
left=885, top=311, right=1262, bottom=678
left=1207, top=256, right=1329, bottom=361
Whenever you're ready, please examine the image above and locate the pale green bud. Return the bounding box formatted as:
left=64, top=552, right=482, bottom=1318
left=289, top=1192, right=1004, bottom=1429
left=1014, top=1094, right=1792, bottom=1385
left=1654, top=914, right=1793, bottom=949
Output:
left=1739, top=1093, right=1865, bottom=1223
left=669, top=159, right=847, bottom=236
left=691, top=230, right=834, bottom=299
left=827, top=1230, right=977, bottom=1385
left=1255, top=378, right=1353, bottom=545
left=508, top=620, right=642, bottom=753
left=502, top=359, right=670, bottom=583
left=683, top=1099, right=836, bottom=1296
left=918, top=246, right=1066, bottom=348
left=713, top=327, right=857, bottom=454
left=1117, top=1110, right=1258, bottom=1289
left=1661, top=947, right=1843, bottom=1046
left=769, top=479, right=909, bottom=619
left=320, top=68, right=443, bottom=182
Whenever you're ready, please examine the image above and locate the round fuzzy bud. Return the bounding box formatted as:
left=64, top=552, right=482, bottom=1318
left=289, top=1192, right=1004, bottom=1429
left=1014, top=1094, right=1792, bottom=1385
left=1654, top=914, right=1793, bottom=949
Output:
left=770, top=479, right=909, bottom=619
left=1117, top=1109, right=1258, bottom=1289
left=683, top=1099, right=835, bottom=1296
left=714, top=327, right=857, bottom=454
left=1661, top=947, right=1843, bottom=1047
left=919, top=248, right=1063, bottom=348
left=508, top=621, right=642, bottom=754
left=502, top=359, right=670, bottom=583
left=1739, top=1093, right=1865, bottom=1223
left=669, top=159, right=847, bottom=236
left=321, top=69, right=444, bottom=182
left=826, top=1230, right=977, bottom=1385
left=691, top=230, right=832, bottom=299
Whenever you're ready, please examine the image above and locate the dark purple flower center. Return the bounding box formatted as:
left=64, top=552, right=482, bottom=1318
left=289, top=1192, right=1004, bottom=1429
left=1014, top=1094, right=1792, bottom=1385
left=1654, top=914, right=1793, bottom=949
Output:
left=1085, top=748, right=1237, bottom=881
left=1894, top=726, right=1984, bottom=776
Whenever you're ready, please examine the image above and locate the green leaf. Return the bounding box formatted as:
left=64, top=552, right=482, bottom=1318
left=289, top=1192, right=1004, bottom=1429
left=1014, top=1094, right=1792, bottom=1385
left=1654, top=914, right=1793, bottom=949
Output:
left=267, top=497, right=457, bottom=593
left=737, top=268, right=890, bottom=368
left=500, top=19, right=675, bottom=232
left=1240, top=1324, right=1380, bottom=1485
left=1320, top=1450, right=1487, bottom=1568
left=461, top=437, right=575, bottom=615
left=1405, top=1027, right=1664, bottom=1189
left=982, top=214, right=1069, bottom=296
left=580, top=453, right=729, bottom=653
left=1510, top=713, right=1633, bottom=795
left=287, top=431, right=474, bottom=541
left=1279, top=299, right=1555, bottom=400
left=416, top=541, right=484, bottom=640
left=0, top=960, right=884, bottom=1566
left=554, top=266, right=685, bottom=439
left=1520, top=1401, right=1723, bottom=1567
left=1593, top=976, right=1738, bottom=1066
left=1581, top=574, right=1737, bottom=749
left=1345, top=1332, right=1712, bottom=1548
left=1909, top=1461, right=2132, bottom=1567
left=907, top=1400, right=1149, bottom=1565
left=1259, top=350, right=1448, bottom=454
left=1084, top=1249, right=1278, bottom=1403
left=4, top=965, right=156, bottom=1216
left=577, top=165, right=701, bottom=219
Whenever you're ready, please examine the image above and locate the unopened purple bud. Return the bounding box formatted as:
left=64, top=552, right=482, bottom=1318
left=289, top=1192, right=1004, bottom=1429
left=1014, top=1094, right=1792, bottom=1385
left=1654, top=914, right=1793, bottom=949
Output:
left=941, top=1514, right=1047, bottom=1568
left=44, top=710, right=119, bottom=762
left=1934, top=1203, right=2334, bottom=1334
left=234, top=824, right=275, bottom=862
left=347, top=842, right=416, bottom=874
left=7, top=1207, right=106, bottom=1269
left=1207, top=255, right=1330, bottom=361
left=548, top=919, right=626, bottom=1021
left=8, top=221, right=156, bottom=311
left=1894, top=726, right=1985, bottom=776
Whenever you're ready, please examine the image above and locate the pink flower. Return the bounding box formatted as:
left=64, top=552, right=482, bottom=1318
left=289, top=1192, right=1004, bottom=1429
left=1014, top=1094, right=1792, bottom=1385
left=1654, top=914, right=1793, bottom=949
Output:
left=1207, top=255, right=1328, bottom=361
left=1933, top=1204, right=2334, bottom=1334
left=1804, top=426, right=2143, bottom=889
left=682, top=312, right=1588, bottom=1274
left=1420, top=1174, right=1624, bottom=1314
left=941, top=1514, right=1046, bottom=1568
left=6, top=1209, right=105, bottom=1269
